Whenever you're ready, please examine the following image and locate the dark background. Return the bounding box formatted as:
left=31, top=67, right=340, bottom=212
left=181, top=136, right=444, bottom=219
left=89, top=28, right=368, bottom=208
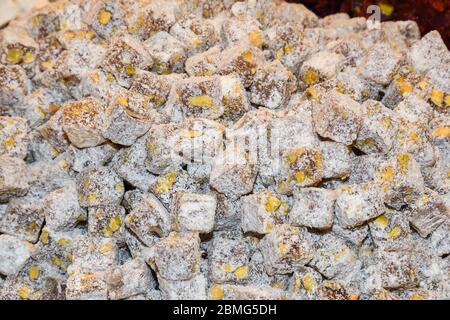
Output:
left=292, top=0, right=450, bottom=48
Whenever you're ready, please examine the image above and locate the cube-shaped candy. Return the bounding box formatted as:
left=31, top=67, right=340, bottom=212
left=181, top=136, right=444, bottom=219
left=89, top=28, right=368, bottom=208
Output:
left=71, top=236, right=118, bottom=272
left=185, top=46, right=221, bottom=77
left=110, top=135, right=156, bottom=191
left=278, top=146, right=324, bottom=190
left=210, top=143, right=257, bottom=200
left=164, top=75, right=224, bottom=121
left=392, top=120, right=436, bottom=170
left=148, top=170, right=202, bottom=208
left=153, top=232, right=200, bottom=281
left=0, top=196, right=45, bottom=243
left=374, top=153, right=425, bottom=209
left=348, top=153, right=387, bottom=184
left=103, top=91, right=156, bottom=146
left=335, top=182, right=385, bottom=229
left=77, top=69, right=121, bottom=103
left=85, top=0, right=127, bottom=40
left=299, top=51, right=344, bottom=88
left=250, top=60, right=297, bottom=109
left=0, top=234, right=33, bottom=276
left=0, top=27, right=39, bottom=77
left=43, top=183, right=86, bottom=232
left=290, top=188, right=336, bottom=230
left=144, top=31, right=187, bottom=75
left=395, top=94, right=434, bottom=126
left=221, top=14, right=262, bottom=47
left=170, top=16, right=218, bottom=55
left=130, top=70, right=179, bottom=110
left=409, top=31, right=450, bottom=92
left=68, top=144, right=117, bottom=173
left=430, top=221, right=450, bottom=257
left=331, top=222, right=369, bottom=246
left=124, top=0, right=176, bottom=40
left=369, top=208, right=413, bottom=252
left=145, top=123, right=180, bottom=175
left=0, top=156, right=29, bottom=202
left=125, top=193, right=171, bottom=247
left=0, top=116, right=29, bottom=159
left=159, top=274, right=207, bottom=300
left=312, top=91, right=362, bottom=145
left=409, top=189, right=447, bottom=238
left=209, top=284, right=287, bottom=300
left=76, top=165, right=124, bottom=207
left=66, top=271, right=107, bottom=300
left=241, top=192, right=288, bottom=234
left=309, top=234, right=358, bottom=279
left=36, top=108, right=70, bottom=153
left=0, top=64, right=30, bottom=107
left=376, top=250, right=419, bottom=290
left=106, top=258, right=154, bottom=300
left=217, top=42, right=266, bottom=88
left=31, top=227, right=83, bottom=276
left=319, top=141, right=351, bottom=179
left=289, top=267, right=323, bottom=299
left=358, top=42, right=403, bottom=86
left=88, top=205, right=126, bottom=244
left=220, top=74, right=250, bottom=120
left=173, top=118, right=224, bottom=166
left=332, top=67, right=373, bottom=102
left=316, top=280, right=360, bottom=300
left=209, top=235, right=251, bottom=284
left=259, top=224, right=313, bottom=275
left=61, top=97, right=106, bottom=149
left=173, top=192, right=217, bottom=233
left=381, top=74, right=417, bottom=109
left=355, top=100, right=398, bottom=154
left=101, top=34, right=152, bottom=88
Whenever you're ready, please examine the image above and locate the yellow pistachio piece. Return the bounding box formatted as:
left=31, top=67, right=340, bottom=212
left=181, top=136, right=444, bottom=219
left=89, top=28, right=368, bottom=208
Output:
left=241, top=50, right=254, bottom=64
left=108, top=216, right=122, bottom=233
left=431, top=89, right=444, bottom=107
left=4, top=136, right=15, bottom=149
left=124, top=64, right=135, bottom=76
left=397, top=153, right=411, bottom=174
left=23, top=52, right=35, bottom=64
left=28, top=265, right=40, bottom=281
left=98, top=10, right=112, bottom=25
left=303, top=69, right=319, bottom=85
left=18, top=287, right=30, bottom=299
left=234, top=266, right=249, bottom=279
left=248, top=31, right=263, bottom=48
left=388, top=226, right=401, bottom=239
left=116, top=96, right=129, bottom=107
left=433, top=127, right=450, bottom=138
left=222, top=264, right=234, bottom=273
left=374, top=214, right=389, bottom=229
left=265, top=195, right=281, bottom=213
left=40, top=228, right=49, bottom=244
left=6, top=48, right=24, bottom=64
left=303, top=274, right=316, bottom=293
left=380, top=165, right=395, bottom=182
left=210, top=285, right=224, bottom=300
left=57, top=238, right=72, bottom=247
left=99, top=243, right=113, bottom=254
left=188, top=95, right=213, bottom=108
left=294, top=171, right=306, bottom=183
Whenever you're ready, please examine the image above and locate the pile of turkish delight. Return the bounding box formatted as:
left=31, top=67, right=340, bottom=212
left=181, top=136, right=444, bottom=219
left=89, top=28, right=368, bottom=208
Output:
left=0, top=0, right=448, bottom=300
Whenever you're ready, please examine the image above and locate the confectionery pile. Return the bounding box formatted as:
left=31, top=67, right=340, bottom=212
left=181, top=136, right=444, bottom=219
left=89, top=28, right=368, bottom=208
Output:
left=0, top=0, right=449, bottom=300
